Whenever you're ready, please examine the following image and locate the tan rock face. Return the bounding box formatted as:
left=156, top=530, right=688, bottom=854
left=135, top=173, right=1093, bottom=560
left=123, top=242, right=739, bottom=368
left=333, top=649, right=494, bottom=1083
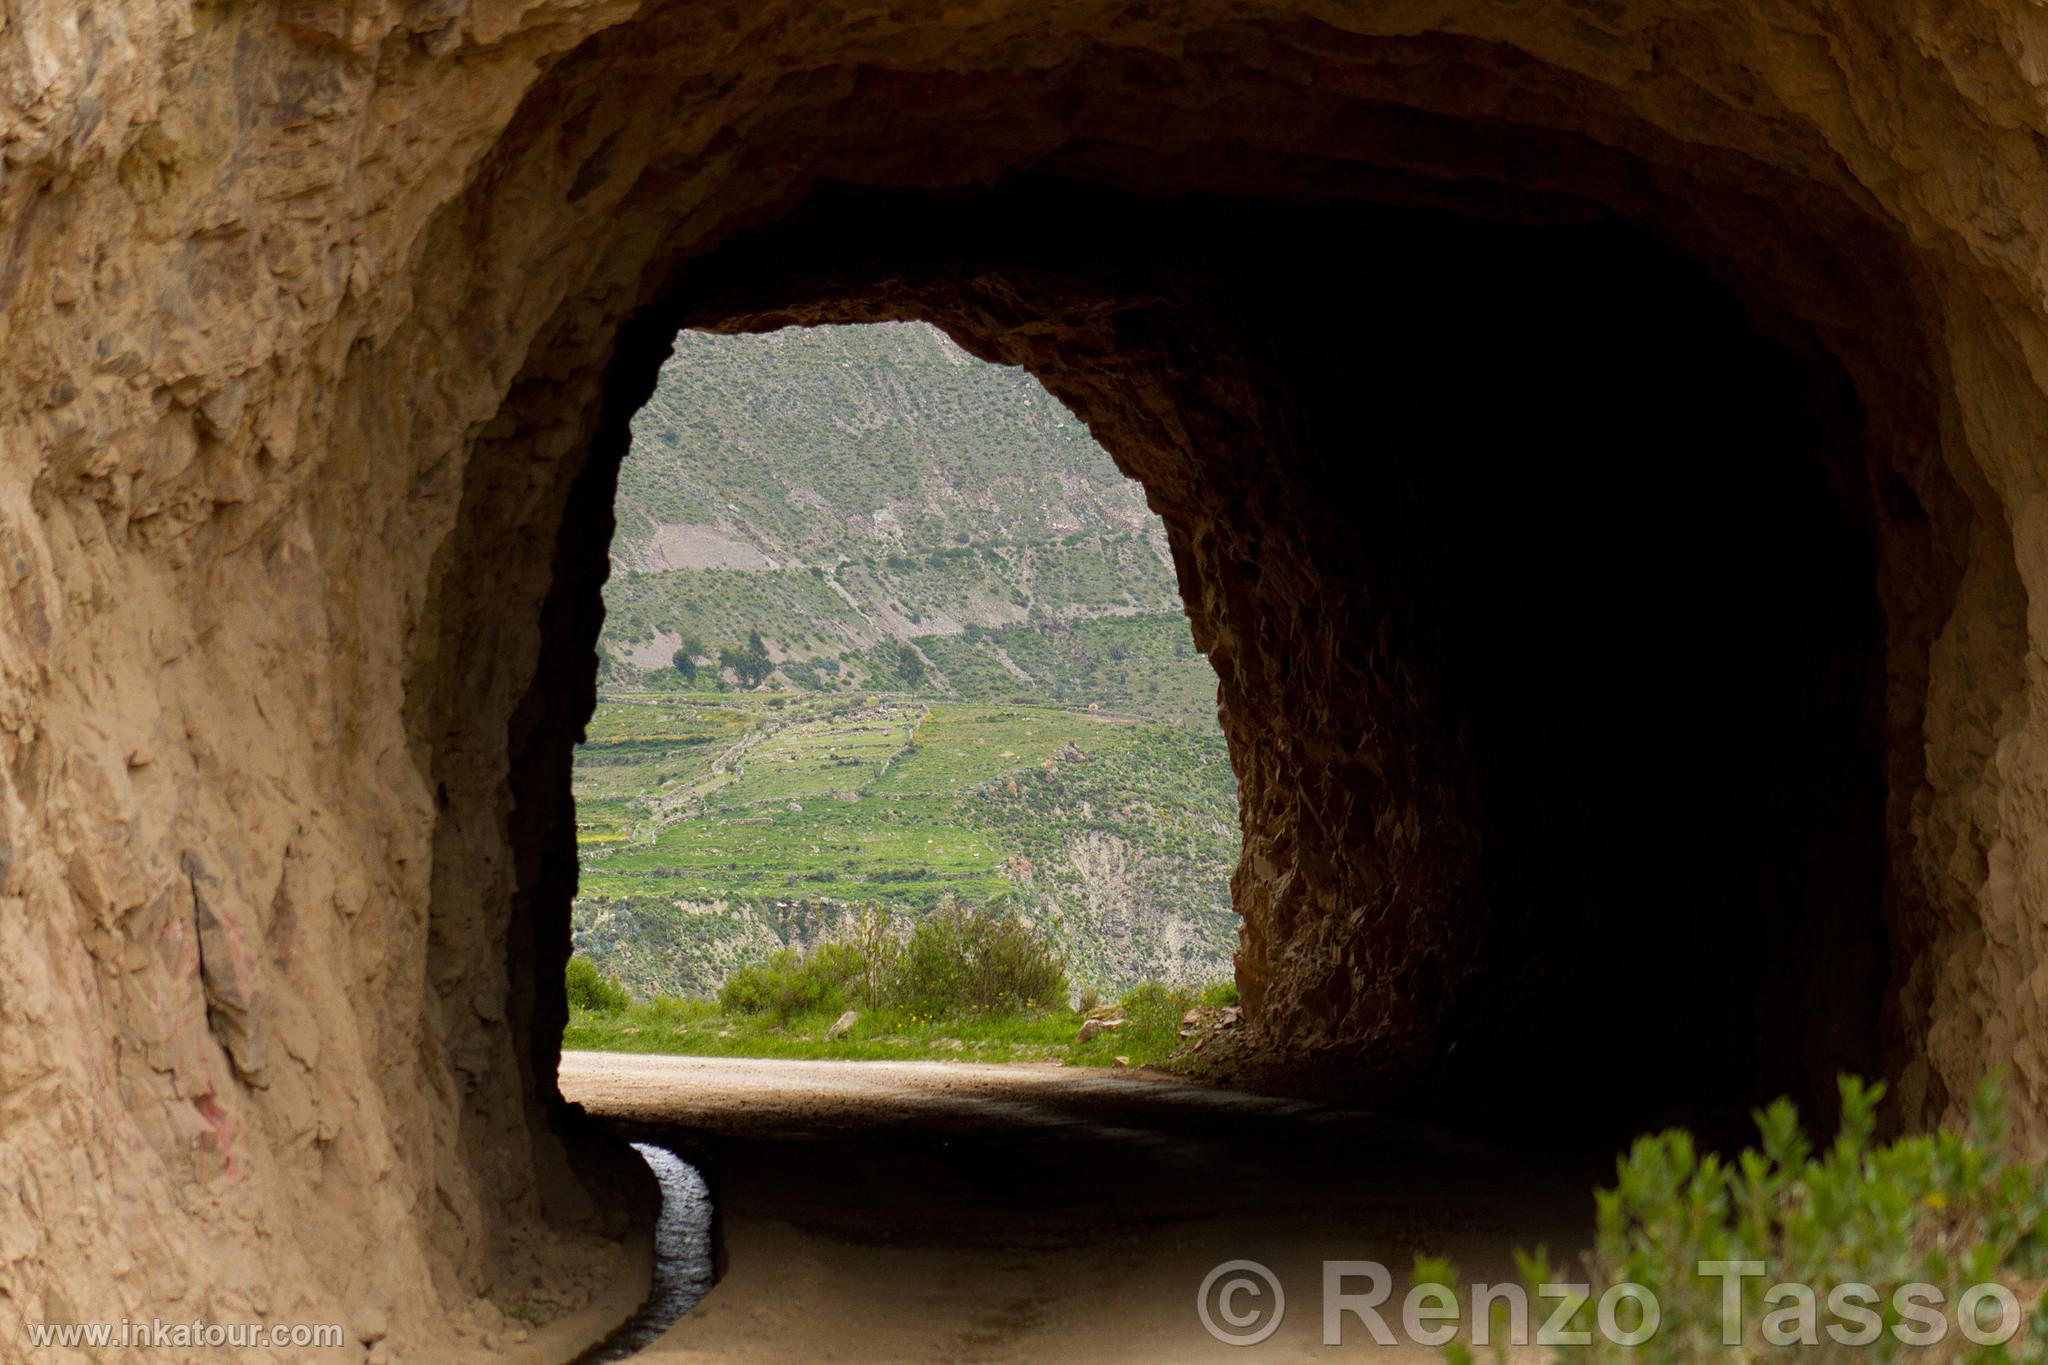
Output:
left=6, top=0, right=2048, bottom=1353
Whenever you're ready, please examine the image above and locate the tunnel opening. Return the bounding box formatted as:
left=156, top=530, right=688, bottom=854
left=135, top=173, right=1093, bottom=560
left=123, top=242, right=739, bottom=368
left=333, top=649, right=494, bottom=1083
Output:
left=545, top=182, right=1906, bottom=1150
left=547, top=314, right=1256, bottom=1354
left=543, top=206, right=1898, bottom=1339
left=560, top=317, right=1242, bottom=1023
left=23, top=2, right=2048, bottom=1354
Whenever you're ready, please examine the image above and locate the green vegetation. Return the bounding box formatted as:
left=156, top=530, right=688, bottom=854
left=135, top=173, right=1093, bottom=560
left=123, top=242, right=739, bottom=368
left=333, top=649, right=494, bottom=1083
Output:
left=716, top=898, right=1065, bottom=1021
left=1430, top=1078, right=2048, bottom=1362
left=594, top=322, right=1213, bottom=721
left=565, top=996, right=1088, bottom=1064
left=573, top=691, right=1238, bottom=999
left=717, top=950, right=851, bottom=1023
left=563, top=912, right=1235, bottom=1068
left=718, top=635, right=772, bottom=688
left=564, top=955, right=631, bottom=1013
left=896, top=642, right=926, bottom=689
left=572, top=320, right=1239, bottom=1016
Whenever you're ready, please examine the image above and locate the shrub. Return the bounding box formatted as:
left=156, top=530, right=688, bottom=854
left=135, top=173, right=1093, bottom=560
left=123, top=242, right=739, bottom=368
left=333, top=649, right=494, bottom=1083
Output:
left=887, top=911, right=971, bottom=1015
left=1445, top=1077, right=2048, bottom=1364
left=565, top=955, right=631, bottom=1013
left=957, top=910, right=1067, bottom=1012
left=718, top=949, right=846, bottom=1022
left=838, top=906, right=897, bottom=1010
left=639, top=995, right=718, bottom=1026
left=886, top=899, right=1067, bottom=1015
left=717, top=902, right=1069, bottom=1021
left=808, top=940, right=870, bottom=995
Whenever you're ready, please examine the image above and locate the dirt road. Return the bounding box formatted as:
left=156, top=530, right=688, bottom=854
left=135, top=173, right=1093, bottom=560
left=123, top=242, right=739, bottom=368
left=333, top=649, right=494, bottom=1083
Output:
left=558, top=1053, right=1593, bottom=1361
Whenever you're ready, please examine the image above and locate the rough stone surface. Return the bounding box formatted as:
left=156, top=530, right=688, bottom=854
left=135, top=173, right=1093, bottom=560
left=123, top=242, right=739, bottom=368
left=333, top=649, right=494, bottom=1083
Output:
left=8, top=0, right=2048, bottom=1355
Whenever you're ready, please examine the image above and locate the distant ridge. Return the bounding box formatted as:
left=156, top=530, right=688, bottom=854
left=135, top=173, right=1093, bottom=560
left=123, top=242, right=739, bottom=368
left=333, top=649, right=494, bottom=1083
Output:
left=597, top=323, right=1210, bottom=721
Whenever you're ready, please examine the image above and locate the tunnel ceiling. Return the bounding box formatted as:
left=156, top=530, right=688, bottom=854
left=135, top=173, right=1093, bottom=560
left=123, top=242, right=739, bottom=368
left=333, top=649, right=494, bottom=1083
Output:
left=8, top=0, right=2048, bottom=1357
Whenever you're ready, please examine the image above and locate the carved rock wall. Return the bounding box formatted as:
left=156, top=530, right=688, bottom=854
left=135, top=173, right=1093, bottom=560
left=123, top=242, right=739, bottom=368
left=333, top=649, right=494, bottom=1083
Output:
left=5, top=0, right=2048, bottom=1355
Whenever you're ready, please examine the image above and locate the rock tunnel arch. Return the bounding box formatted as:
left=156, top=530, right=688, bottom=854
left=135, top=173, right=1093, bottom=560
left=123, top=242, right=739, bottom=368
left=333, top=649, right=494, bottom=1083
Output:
left=546, top=181, right=1912, bottom=1140
left=12, top=0, right=2048, bottom=1352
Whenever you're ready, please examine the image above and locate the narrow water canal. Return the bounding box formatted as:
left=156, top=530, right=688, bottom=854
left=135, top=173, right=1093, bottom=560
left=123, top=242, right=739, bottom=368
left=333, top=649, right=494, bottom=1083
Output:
left=574, top=1144, right=714, bottom=1363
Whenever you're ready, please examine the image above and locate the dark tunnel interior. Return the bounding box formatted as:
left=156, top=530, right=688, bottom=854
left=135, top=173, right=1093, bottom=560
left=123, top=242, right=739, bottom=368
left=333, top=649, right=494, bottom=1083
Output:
left=1299, top=211, right=1892, bottom=1140
left=585, top=183, right=1897, bottom=1148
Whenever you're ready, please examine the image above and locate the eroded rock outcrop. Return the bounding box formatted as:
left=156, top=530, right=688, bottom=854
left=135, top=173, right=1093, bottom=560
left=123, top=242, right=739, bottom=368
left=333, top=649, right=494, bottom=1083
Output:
left=6, top=0, right=2048, bottom=1356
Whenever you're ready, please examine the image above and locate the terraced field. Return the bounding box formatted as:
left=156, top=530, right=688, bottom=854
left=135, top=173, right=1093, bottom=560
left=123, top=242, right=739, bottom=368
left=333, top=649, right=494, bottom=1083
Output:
left=571, top=693, right=1240, bottom=998
left=575, top=320, right=1240, bottom=1000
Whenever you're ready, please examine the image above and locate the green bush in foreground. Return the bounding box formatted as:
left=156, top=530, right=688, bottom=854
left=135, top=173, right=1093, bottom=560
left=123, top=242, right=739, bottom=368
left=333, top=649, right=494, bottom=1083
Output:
left=565, top=955, right=632, bottom=1013
left=1441, top=1077, right=2047, bottom=1363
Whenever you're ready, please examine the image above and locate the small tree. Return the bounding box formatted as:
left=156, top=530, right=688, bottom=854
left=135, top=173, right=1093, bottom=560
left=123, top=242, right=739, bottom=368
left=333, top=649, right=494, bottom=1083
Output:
left=565, top=955, right=631, bottom=1013
left=671, top=646, right=697, bottom=683
left=897, top=643, right=926, bottom=690
left=846, top=903, right=895, bottom=1010
left=721, top=643, right=770, bottom=689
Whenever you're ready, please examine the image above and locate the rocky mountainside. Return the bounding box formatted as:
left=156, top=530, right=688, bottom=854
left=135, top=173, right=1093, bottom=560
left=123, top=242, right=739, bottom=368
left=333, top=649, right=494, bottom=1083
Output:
left=577, top=323, right=1238, bottom=999
left=598, top=324, right=1209, bottom=719
left=571, top=695, right=1241, bottom=999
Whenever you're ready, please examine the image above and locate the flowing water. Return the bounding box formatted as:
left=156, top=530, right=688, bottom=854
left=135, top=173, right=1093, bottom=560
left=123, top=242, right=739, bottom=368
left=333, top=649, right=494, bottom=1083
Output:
left=574, top=1143, right=714, bottom=1362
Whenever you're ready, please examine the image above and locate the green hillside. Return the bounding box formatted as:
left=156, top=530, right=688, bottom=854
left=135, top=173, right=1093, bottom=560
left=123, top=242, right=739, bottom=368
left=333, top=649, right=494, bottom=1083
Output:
left=596, top=323, right=1206, bottom=717
left=573, top=694, right=1239, bottom=997
left=612, top=323, right=1165, bottom=567
left=574, top=323, right=1239, bottom=999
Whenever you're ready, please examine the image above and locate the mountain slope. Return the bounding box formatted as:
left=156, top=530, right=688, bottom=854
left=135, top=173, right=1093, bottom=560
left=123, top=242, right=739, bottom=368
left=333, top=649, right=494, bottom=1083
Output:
left=575, top=323, right=1239, bottom=999
left=613, top=322, right=1166, bottom=566
left=597, top=323, right=1209, bottom=720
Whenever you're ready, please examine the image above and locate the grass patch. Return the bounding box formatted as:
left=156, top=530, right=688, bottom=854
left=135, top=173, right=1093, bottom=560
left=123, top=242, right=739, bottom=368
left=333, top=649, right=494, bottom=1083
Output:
left=561, top=998, right=1214, bottom=1068
left=564, top=1003, right=1088, bottom=1064
left=563, top=918, right=1234, bottom=1069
